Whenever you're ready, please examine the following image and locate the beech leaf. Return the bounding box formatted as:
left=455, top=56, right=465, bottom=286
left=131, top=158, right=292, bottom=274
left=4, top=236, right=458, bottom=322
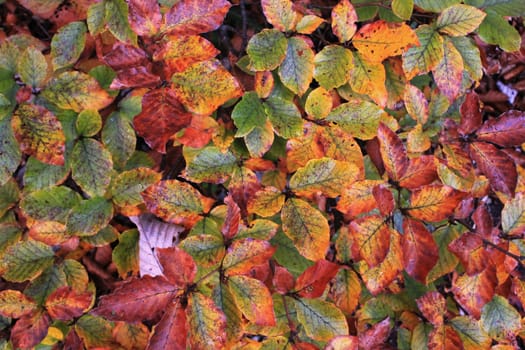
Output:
left=229, top=275, right=276, bottom=326
left=261, top=0, right=298, bottom=32
left=331, top=0, right=358, bottom=43
left=163, top=0, right=231, bottom=36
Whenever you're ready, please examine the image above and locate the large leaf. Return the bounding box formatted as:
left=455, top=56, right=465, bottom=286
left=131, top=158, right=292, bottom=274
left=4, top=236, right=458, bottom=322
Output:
left=293, top=297, right=349, bottom=341
left=314, top=45, right=353, bottom=90
left=261, top=0, right=298, bottom=32
left=480, top=295, right=521, bottom=341
left=350, top=215, right=391, bottom=267
left=407, top=185, right=465, bottom=222
left=71, top=138, right=113, bottom=197
left=12, top=103, right=65, bottom=166
left=10, top=310, right=51, bottom=349
left=186, top=293, right=227, bottom=349
left=436, top=4, right=486, bottom=36
left=476, top=11, right=521, bottom=52
left=20, top=186, right=80, bottom=224
left=281, top=198, right=330, bottom=261
left=331, top=0, right=358, bottom=43
left=450, top=316, right=491, bottom=350
left=377, top=123, right=408, bottom=181
left=278, top=36, right=315, bottom=96
left=402, top=218, right=439, bottom=283
left=50, top=21, right=86, bottom=70
left=402, top=25, right=444, bottom=80
left=228, top=275, right=275, bottom=326
left=41, top=71, right=113, bottom=113
left=475, top=110, right=525, bottom=147
left=148, top=302, right=186, bottom=350
left=353, top=20, right=419, bottom=62
left=171, top=59, right=242, bottom=115
left=163, top=0, right=231, bottom=35
left=290, top=158, right=358, bottom=198
left=0, top=240, right=55, bottom=282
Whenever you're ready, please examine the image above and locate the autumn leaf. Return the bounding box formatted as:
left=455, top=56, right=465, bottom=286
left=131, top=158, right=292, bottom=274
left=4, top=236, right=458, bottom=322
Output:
left=432, top=39, right=464, bottom=102
left=222, top=239, right=275, bottom=276
left=402, top=25, right=444, bottom=80
left=350, top=214, right=391, bottom=267
left=261, top=0, right=298, bottom=32
left=314, top=45, right=353, bottom=90
left=331, top=0, right=358, bottom=43
left=349, top=52, right=388, bottom=107
left=295, top=260, right=340, bottom=298
left=127, top=0, right=161, bottom=37
left=407, top=185, right=465, bottom=222
left=10, top=310, right=51, bottom=349
left=293, top=297, right=349, bottom=341
left=416, top=291, right=446, bottom=326
left=163, top=0, right=231, bottom=36
left=451, top=266, right=497, bottom=319
left=247, top=29, right=288, bottom=71
left=402, top=218, right=439, bottom=283
left=186, top=293, right=227, bottom=349
left=45, top=286, right=93, bottom=321
left=475, top=110, right=525, bottom=147
left=436, top=4, right=486, bottom=37
left=0, top=290, right=37, bottom=319
left=147, top=302, right=186, bottom=350
left=278, top=36, right=315, bottom=96
left=228, top=275, right=276, bottom=326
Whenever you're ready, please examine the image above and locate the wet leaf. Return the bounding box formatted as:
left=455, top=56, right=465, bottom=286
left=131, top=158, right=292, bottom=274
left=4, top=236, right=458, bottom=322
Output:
left=331, top=0, right=358, bottom=43
left=163, top=0, right=231, bottom=36
left=278, top=36, right=315, bottom=96
left=12, top=103, right=65, bottom=166
left=261, top=0, right=298, bottom=32
left=229, top=275, right=276, bottom=326
left=282, top=198, right=330, bottom=261
left=71, top=138, right=113, bottom=197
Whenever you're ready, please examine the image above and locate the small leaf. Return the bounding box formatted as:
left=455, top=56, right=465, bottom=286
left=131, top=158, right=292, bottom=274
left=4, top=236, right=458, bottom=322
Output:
left=293, top=297, right=349, bottom=341
left=407, top=185, right=465, bottom=222
left=75, top=315, right=114, bottom=349
left=349, top=52, right=388, bottom=107
left=187, top=293, right=227, bottom=349
left=51, top=21, right=87, bottom=70
left=171, top=59, right=242, bottom=115
left=326, top=336, right=359, bottom=350
left=290, top=157, right=358, bottom=198
left=402, top=25, right=444, bottom=80
left=295, top=260, right=340, bottom=298
left=350, top=214, right=391, bottom=267
left=436, top=4, right=486, bottom=36
left=42, top=71, right=113, bottom=113
left=246, top=29, right=287, bottom=71
left=475, top=110, right=525, bottom=147
left=278, top=36, right=315, bottom=96
left=102, top=112, right=136, bottom=168
left=71, top=138, right=113, bottom=197
left=331, top=0, right=358, bottom=43
left=127, top=0, right=161, bottom=36
left=18, top=47, right=48, bottom=87
left=480, top=295, right=521, bottom=341
left=142, top=180, right=208, bottom=227
left=12, top=103, right=65, bottom=166
left=282, top=198, right=330, bottom=261
left=67, top=197, right=114, bottom=236
left=314, top=45, right=353, bottom=90
left=112, top=229, right=139, bottom=278
left=326, top=100, right=385, bottom=140
left=223, top=239, right=276, bottom=276
left=296, top=15, right=325, bottom=34
left=229, top=275, right=276, bottom=326
left=244, top=120, right=275, bottom=158
left=359, top=317, right=392, bottom=349
left=264, top=96, right=304, bottom=139
left=45, top=286, right=92, bottom=321
left=1, top=240, right=55, bottom=282
left=261, top=0, right=298, bottom=31
left=76, top=110, right=102, bottom=137
left=0, top=290, right=37, bottom=318
left=402, top=219, right=439, bottom=283
left=305, top=87, right=333, bottom=119
left=502, top=193, right=525, bottom=236
left=163, top=0, right=231, bottom=36
left=353, top=20, right=419, bottom=62
left=184, top=146, right=237, bottom=183
left=392, top=0, right=413, bottom=19
left=111, top=167, right=161, bottom=211
left=432, top=39, right=464, bottom=102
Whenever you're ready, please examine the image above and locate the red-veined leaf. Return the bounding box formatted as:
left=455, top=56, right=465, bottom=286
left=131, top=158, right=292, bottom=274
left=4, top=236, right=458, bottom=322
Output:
left=402, top=218, right=439, bottom=283
left=133, top=88, right=192, bottom=154
left=156, top=247, right=197, bottom=287
left=295, top=260, right=340, bottom=298
left=0, top=290, right=37, bottom=319
left=407, top=185, right=465, bottom=222
left=261, top=0, right=298, bottom=32
left=229, top=275, right=276, bottom=326
left=11, top=311, right=51, bottom=349
left=223, top=239, right=276, bottom=276
left=451, top=266, right=497, bottom=319
left=353, top=20, right=419, bottom=62
left=12, top=103, right=65, bottom=166
left=187, top=293, right=227, bottom=349
left=469, top=142, right=517, bottom=196
left=331, top=0, right=358, bottom=43
left=45, top=286, right=93, bottom=321
left=377, top=123, right=408, bottom=181
left=350, top=214, right=391, bottom=267
left=163, top=0, right=231, bottom=36
left=147, top=301, right=186, bottom=350
left=475, top=110, right=525, bottom=147
left=128, top=0, right=161, bottom=36
left=416, top=291, right=446, bottom=326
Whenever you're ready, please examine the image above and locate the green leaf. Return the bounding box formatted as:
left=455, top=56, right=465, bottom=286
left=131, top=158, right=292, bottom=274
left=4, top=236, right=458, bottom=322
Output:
left=450, top=316, right=491, bottom=349
left=244, top=120, right=275, bottom=158
left=326, top=100, right=385, bottom=140
left=82, top=225, right=119, bottom=247
left=290, top=157, right=357, bottom=197
left=75, top=315, right=115, bottom=349
left=18, top=47, right=48, bottom=88
left=51, top=21, right=87, bottom=70
left=76, top=110, right=102, bottom=137
left=414, top=0, right=460, bottom=12
left=41, top=71, right=114, bottom=113
left=101, top=112, right=136, bottom=170
left=480, top=295, right=521, bottom=341
left=111, top=168, right=161, bottom=210
left=236, top=219, right=279, bottom=240
left=71, top=138, right=113, bottom=197
left=281, top=198, right=330, bottom=261
left=264, top=96, right=303, bottom=139
left=0, top=240, right=55, bottom=282
left=450, top=36, right=482, bottom=81
left=271, top=229, right=313, bottom=277
left=0, top=116, right=21, bottom=186
left=426, top=224, right=461, bottom=283
left=293, top=297, right=349, bottom=341
left=231, top=92, right=266, bottom=137
left=212, top=282, right=243, bottom=344
left=180, top=234, right=225, bottom=267
left=436, top=4, right=486, bottom=36
left=87, top=1, right=106, bottom=35
left=112, top=229, right=139, bottom=278
left=392, top=0, right=413, bottom=19
left=476, top=11, right=522, bottom=52
left=20, top=186, right=81, bottom=224
left=228, top=275, right=275, bottom=326
left=278, top=37, right=315, bottom=96
left=0, top=41, right=20, bottom=74
left=184, top=146, right=237, bottom=183
left=0, top=179, right=19, bottom=218
left=12, top=103, right=65, bottom=166
left=314, top=45, right=353, bottom=90
left=402, top=25, right=444, bottom=80
left=187, top=293, right=227, bottom=349
left=246, top=29, right=287, bottom=71
left=501, top=193, right=525, bottom=238
left=104, top=0, right=137, bottom=45
left=23, top=157, right=68, bottom=192
left=67, top=197, right=114, bottom=236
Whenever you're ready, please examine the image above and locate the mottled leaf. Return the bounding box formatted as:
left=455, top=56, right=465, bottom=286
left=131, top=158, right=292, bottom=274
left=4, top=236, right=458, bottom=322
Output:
left=295, top=260, right=340, bottom=298
left=105, top=0, right=137, bottom=44
left=261, top=0, right=298, bottom=31
left=67, top=197, right=114, bottom=236
left=223, top=239, right=276, bottom=276
left=247, top=186, right=285, bottom=217
left=20, top=186, right=80, bottom=224
left=180, top=234, right=225, bottom=267
left=432, top=39, right=464, bottom=102
left=314, top=45, right=353, bottom=90
left=231, top=91, right=266, bottom=137
left=436, top=4, right=486, bottom=36
left=350, top=214, right=391, bottom=267
left=184, top=146, right=237, bottom=183
left=451, top=266, right=497, bottom=318
left=293, top=297, right=349, bottom=341
left=330, top=268, right=361, bottom=315
left=51, top=21, right=86, bottom=70
left=407, top=185, right=465, bottom=222
left=349, top=52, right=387, bottom=107
left=278, top=37, right=314, bottom=96
left=156, top=247, right=197, bottom=287
left=450, top=316, right=491, bottom=350
left=45, top=286, right=92, bottom=321
left=0, top=240, right=54, bottom=282
left=229, top=275, right=275, bottom=326
left=111, top=168, right=161, bottom=211
left=128, top=0, right=161, bottom=36
left=305, top=87, right=333, bottom=119
left=404, top=84, right=429, bottom=124
left=502, top=193, right=525, bottom=236
left=76, top=109, right=102, bottom=137
left=163, top=0, right=231, bottom=35
left=112, top=229, right=139, bottom=278
left=402, top=25, right=444, bottom=80
left=148, top=301, right=186, bottom=350
left=247, top=29, right=287, bottom=71
left=480, top=295, right=521, bottom=341
left=186, top=293, right=227, bottom=349
left=331, top=0, right=358, bottom=43
left=71, top=138, right=113, bottom=197
left=326, top=100, right=385, bottom=140
left=264, top=96, right=304, bottom=139
left=10, top=310, right=51, bottom=349
left=476, top=110, right=525, bottom=147
left=18, top=47, right=48, bottom=87
left=0, top=290, right=37, bottom=319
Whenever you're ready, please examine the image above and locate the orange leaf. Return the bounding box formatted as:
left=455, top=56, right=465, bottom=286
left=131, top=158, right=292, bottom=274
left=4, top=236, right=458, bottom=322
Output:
left=350, top=52, right=388, bottom=107
left=451, top=266, right=497, bottom=319
left=373, top=184, right=395, bottom=216
left=295, top=260, right=340, bottom=298
left=330, top=268, right=361, bottom=315
left=353, top=20, right=419, bottom=62
left=350, top=215, right=391, bottom=267
left=45, top=286, right=93, bottom=321
left=133, top=88, right=192, bottom=153
left=156, top=247, right=197, bottom=287
left=223, top=239, right=276, bottom=276
left=172, top=116, right=218, bottom=149
left=399, top=155, right=437, bottom=189
left=261, top=0, right=299, bottom=32
left=407, top=185, right=465, bottom=222
left=331, top=0, right=358, bottom=43
left=337, top=180, right=384, bottom=218
left=163, top=0, right=231, bottom=36
left=377, top=123, right=408, bottom=181
left=404, top=84, right=429, bottom=124
left=428, top=325, right=463, bottom=350
left=325, top=336, right=358, bottom=350
left=416, top=291, right=446, bottom=327
left=448, top=232, right=487, bottom=275
left=0, top=290, right=37, bottom=319
left=402, top=218, right=439, bottom=283
left=229, top=275, right=276, bottom=326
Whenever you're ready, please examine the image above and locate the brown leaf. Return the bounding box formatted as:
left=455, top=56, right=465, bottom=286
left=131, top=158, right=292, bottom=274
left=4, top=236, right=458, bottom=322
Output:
left=377, top=123, right=408, bottom=182
left=128, top=0, right=161, bottom=37
left=163, top=0, right=231, bottom=36
left=402, top=218, right=439, bottom=283
left=110, top=66, right=161, bottom=89
left=469, top=142, right=517, bottom=196
left=156, top=247, right=197, bottom=287
left=147, top=301, right=187, bottom=350
left=45, top=286, right=93, bottom=321
left=475, top=110, right=525, bottom=147
left=103, top=42, right=149, bottom=71
left=133, top=88, right=193, bottom=153
left=459, top=91, right=482, bottom=135
left=11, top=311, right=52, bottom=349
left=428, top=325, right=463, bottom=350
left=373, top=184, right=395, bottom=216
left=295, top=260, right=340, bottom=298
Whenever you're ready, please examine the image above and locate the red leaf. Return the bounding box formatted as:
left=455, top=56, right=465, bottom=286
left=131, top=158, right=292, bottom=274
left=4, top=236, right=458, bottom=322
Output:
left=373, top=184, right=395, bottom=216
left=128, top=0, right=162, bottom=37
left=448, top=232, right=487, bottom=275
left=91, top=275, right=176, bottom=322
left=416, top=291, right=445, bottom=326
left=103, top=42, right=149, bottom=71
left=459, top=91, right=482, bottom=135
left=295, top=260, right=340, bottom=298
left=110, top=66, right=160, bottom=89
left=358, top=317, right=391, bottom=349
left=428, top=325, right=463, bottom=350
left=45, top=286, right=93, bottom=321
left=377, top=123, right=408, bottom=181
left=223, top=239, right=276, bottom=277
left=398, top=155, right=438, bottom=189
left=350, top=215, right=391, bottom=267
left=476, top=110, right=525, bottom=147
left=163, top=0, right=231, bottom=36
left=469, top=142, right=517, bottom=196
left=157, top=247, right=197, bottom=287
left=147, top=301, right=187, bottom=350
left=222, top=194, right=241, bottom=240
left=451, top=265, right=497, bottom=318
left=273, top=266, right=295, bottom=294
left=407, top=185, right=465, bottom=222
left=11, top=311, right=52, bottom=349
left=63, top=329, right=83, bottom=350
left=133, top=88, right=192, bottom=153
left=402, top=218, right=439, bottom=283
left=472, top=203, right=493, bottom=237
